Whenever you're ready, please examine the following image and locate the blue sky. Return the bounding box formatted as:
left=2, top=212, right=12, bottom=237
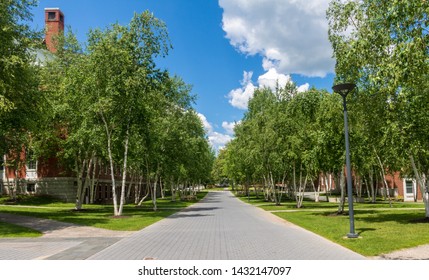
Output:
left=28, top=0, right=335, bottom=151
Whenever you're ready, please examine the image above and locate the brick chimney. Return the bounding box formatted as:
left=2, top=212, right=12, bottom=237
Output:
left=44, top=8, right=64, bottom=53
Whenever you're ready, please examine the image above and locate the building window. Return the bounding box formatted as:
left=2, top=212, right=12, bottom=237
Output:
left=59, top=14, right=64, bottom=22
left=27, top=183, right=36, bottom=193
left=27, top=159, right=36, bottom=170
left=405, top=180, right=414, bottom=194
left=26, top=150, right=36, bottom=170
left=48, top=12, right=56, bottom=20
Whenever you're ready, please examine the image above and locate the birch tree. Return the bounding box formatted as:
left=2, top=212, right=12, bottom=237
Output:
left=37, top=29, right=105, bottom=210
left=314, top=92, right=345, bottom=204
left=85, top=11, right=171, bottom=216
left=327, top=0, right=429, bottom=217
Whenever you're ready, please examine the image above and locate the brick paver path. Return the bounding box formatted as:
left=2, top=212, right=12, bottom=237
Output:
left=89, top=191, right=365, bottom=260
left=0, top=213, right=132, bottom=260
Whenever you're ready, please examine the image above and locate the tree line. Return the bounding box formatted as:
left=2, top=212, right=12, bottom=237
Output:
left=0, top=1, right=214, bottom=216
left=213, top=0, right=429, bottom=218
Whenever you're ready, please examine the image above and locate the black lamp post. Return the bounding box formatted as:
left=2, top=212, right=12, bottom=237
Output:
left=332, top=83, right=359, bottom=239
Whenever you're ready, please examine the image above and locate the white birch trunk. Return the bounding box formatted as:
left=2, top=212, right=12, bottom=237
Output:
left=292, top=164, right=296, bottom=200
left=170, top=177, right=176, bottom=202
left=296, top=174, right=306, bottom=208
left=152, top=175, right=158, bottom=212
left=89, top=157, right=98, bottom=204
left=118, top=124, right=130, bottom=216
left=357, top=175, right=363, bottom=198
left=278, top=171, right=287, bottom=205
left=134, top=175, right=143, bottom=204
left=4, top=157, right=11, bottom=197
left=410, top=155, right=429, bottom=218
left=293, top=162, right=298, bottom=206
left=324, top=173, right=332, bottom=201
left=296, top=163, right=306, bottom=208
left=137, top=184, right=150, bottom=206
left=268, top=171, right=278, bottom=205
left=82, top=155, right=94, bottom=205
left=369, top=169, right=376, bottom=203
left=312, top=177, right=320, bottom=203
left=12, top=168, right=18, bottom=200
left=126, top=173, right=135, bottom=202
left=380, top=171, right=392, bottom=207
left=337, top=170, right=346, bottom=213
left=74, top=156, right=86, bottom=210
left=160, top=176, right=165, bottom=199
left=364, top=177, right=371, bottom=200
left=374, top=150, right=392, bottom=207
left=100, top=112, right=119, bottom=216
left=262, top=175, right=269, bottom=201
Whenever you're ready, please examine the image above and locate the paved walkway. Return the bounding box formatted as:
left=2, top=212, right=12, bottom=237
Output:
left=2, top=191, right=425, bottom=260
left=0, top=213, right=132, bottom=260
left=89, top=191, right=365, bottom=260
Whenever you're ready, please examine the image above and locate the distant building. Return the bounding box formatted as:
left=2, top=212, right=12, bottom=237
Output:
left=318, top=171, right=422, bottom=202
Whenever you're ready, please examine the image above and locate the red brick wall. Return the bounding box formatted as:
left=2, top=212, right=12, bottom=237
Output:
left=385, top=172, right=423, bottom=200
left=44, top=8, right=64, bottom=53
left=37, top=157, right=72, bottom=178
left=4, top=148, right=26, bottom=179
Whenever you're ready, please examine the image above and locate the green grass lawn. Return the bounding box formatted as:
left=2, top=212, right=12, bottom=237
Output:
left=0, top=191, right=208, bottom=235
left=234, top=191, right=429, bottom=256
left=0, top=221, right=42, bottom=238
left=274, top=209, right=429, bottom=256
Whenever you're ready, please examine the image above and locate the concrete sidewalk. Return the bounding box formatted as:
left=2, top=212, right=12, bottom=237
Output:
left=1, top=191, right=427, bottom=260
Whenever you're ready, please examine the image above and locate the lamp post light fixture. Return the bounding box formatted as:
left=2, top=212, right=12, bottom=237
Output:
left=332, top=83, right=359, bottom=239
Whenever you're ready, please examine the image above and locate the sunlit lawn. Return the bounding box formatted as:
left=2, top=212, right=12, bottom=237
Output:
left=234, top=191, right=429, bottom=256
left=0, top=191, right=208, bottom=234
left=0, top=221, right=42, bottom=238
left=274, top=209, right=429, bottom=256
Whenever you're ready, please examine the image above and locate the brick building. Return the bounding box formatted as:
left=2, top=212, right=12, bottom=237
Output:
left=318, top=171, right=423, bottom=202
left=384, top=173, right=421, bottom=202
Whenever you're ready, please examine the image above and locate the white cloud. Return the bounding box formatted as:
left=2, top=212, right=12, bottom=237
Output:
left=257, top=68, right=292, bottom=91
left=222, top=120, right=241, bottom=135
left=219, top=0, right=334, bottom=77
left=297, top=83, right=310, bottom=93
left=209, top=132, right=233, bottom=148
left=227, top=68, right=309, bottom=110
left=197, top=112, right=212, bottom=132
left=198, top=112, right=233, bottom=151
left=227, top=71, right=256, bottom=110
